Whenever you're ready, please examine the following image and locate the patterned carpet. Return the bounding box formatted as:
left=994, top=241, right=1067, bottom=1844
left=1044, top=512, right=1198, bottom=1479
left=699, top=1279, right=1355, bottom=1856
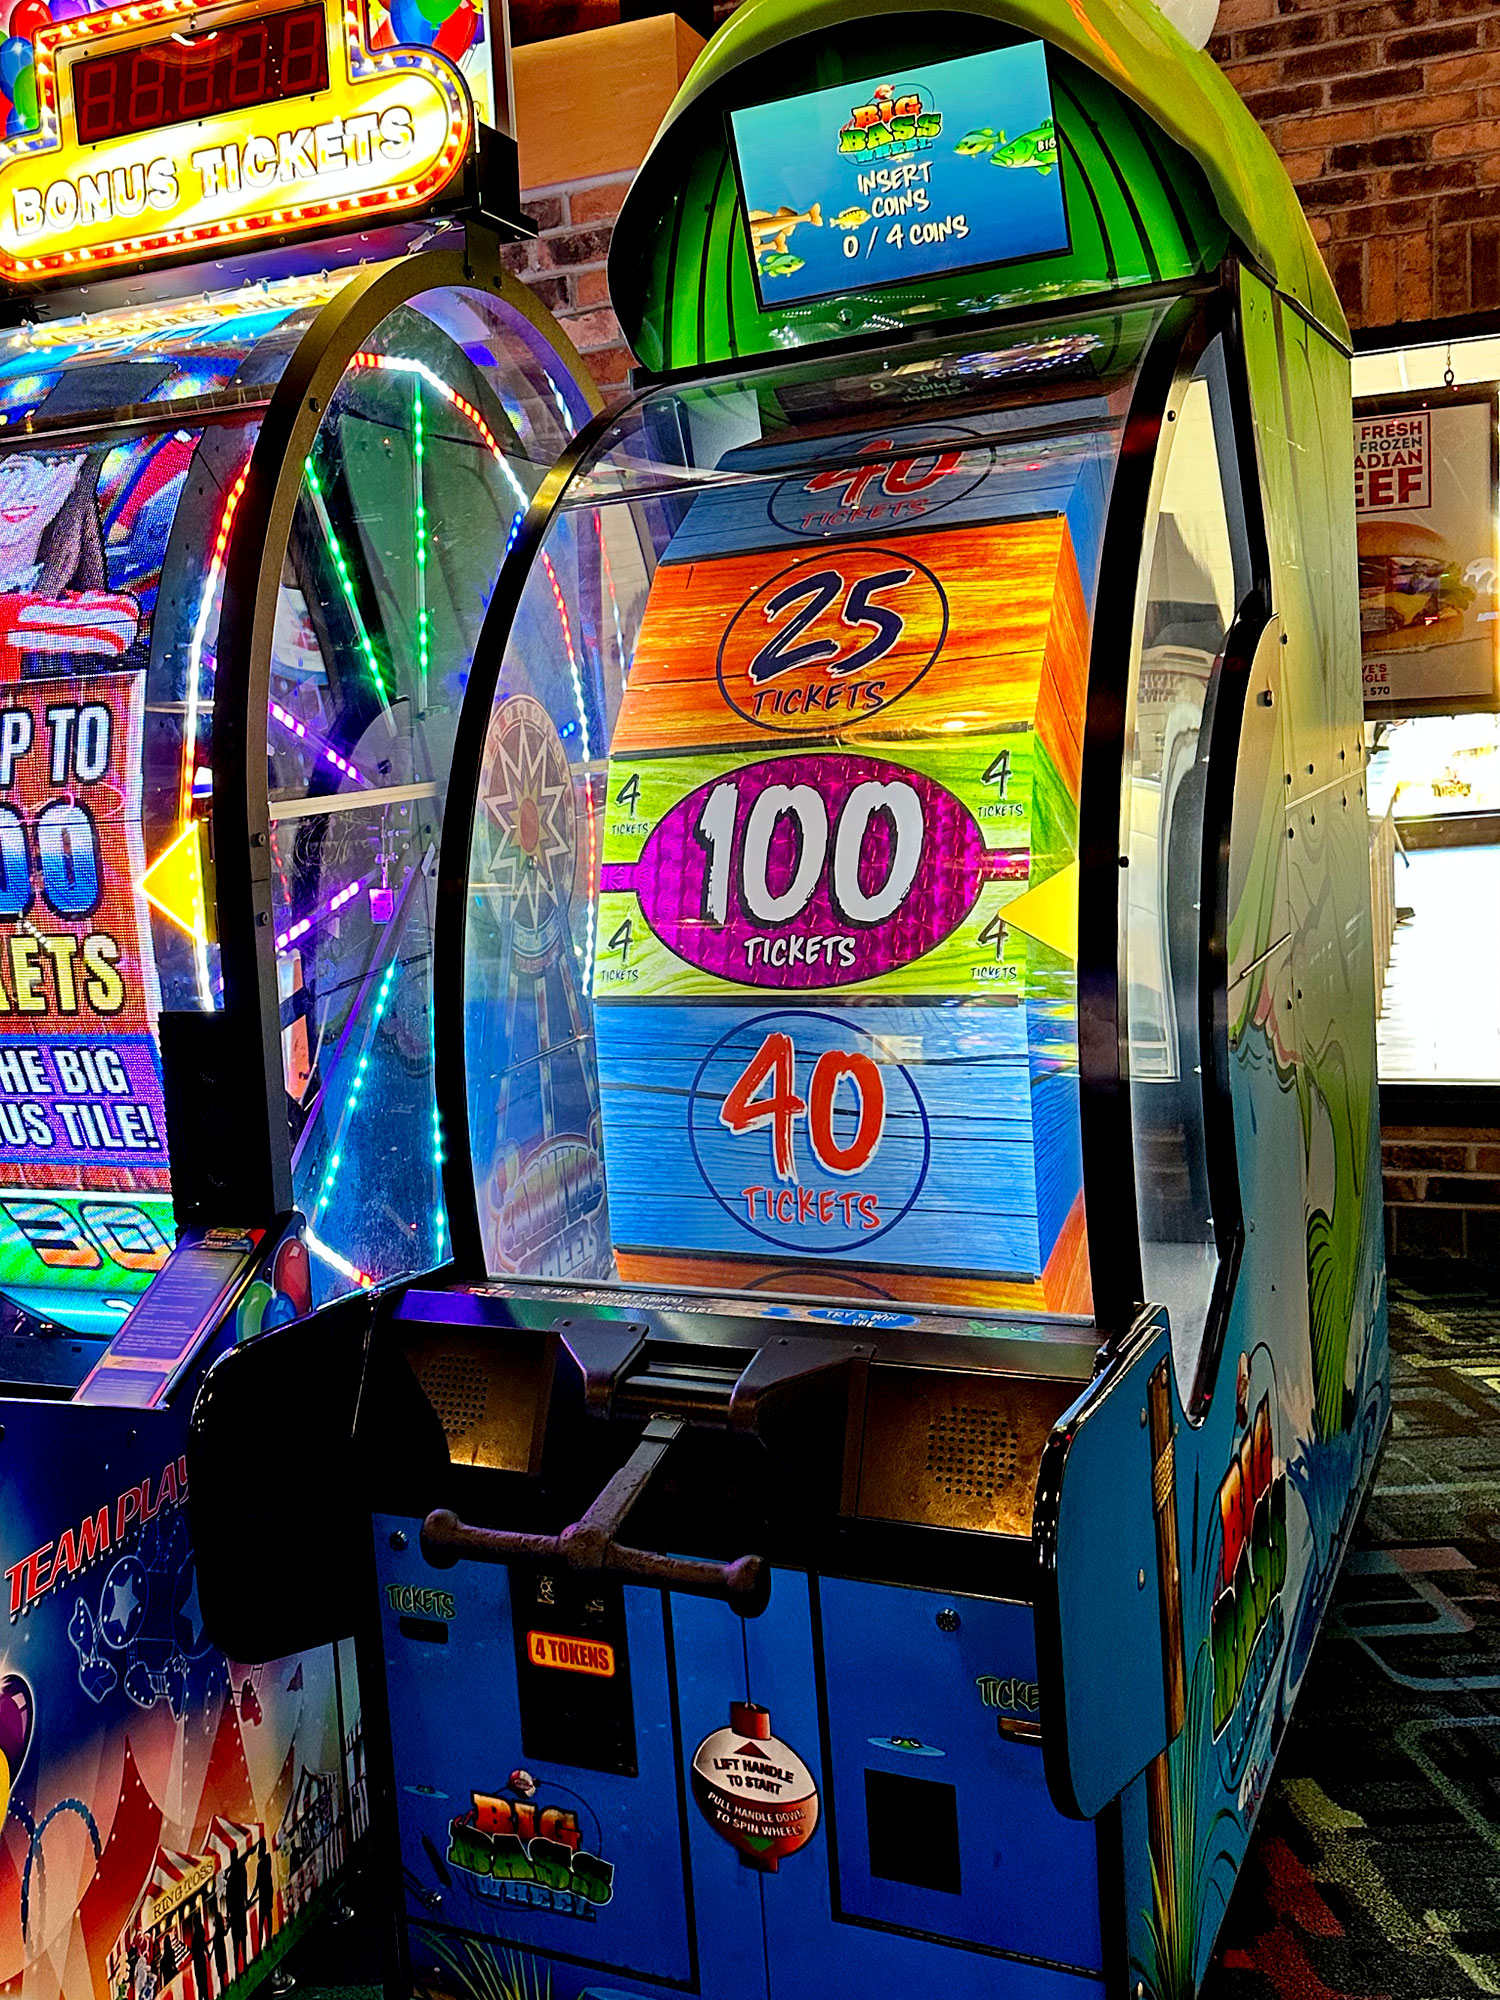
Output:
left=1206, top=1262, right=1500, bottom=2000
left=287, top=1261, right=1500, bottom=1999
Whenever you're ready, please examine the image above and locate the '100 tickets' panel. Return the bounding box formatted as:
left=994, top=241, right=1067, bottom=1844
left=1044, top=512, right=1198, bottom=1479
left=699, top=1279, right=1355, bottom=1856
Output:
left=593, top=515, right=1091, bottom=1314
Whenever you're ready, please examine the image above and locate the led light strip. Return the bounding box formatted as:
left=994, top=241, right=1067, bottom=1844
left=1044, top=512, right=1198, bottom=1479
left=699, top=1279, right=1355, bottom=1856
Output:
left=304, top=1227, right=373, bottom=1289
left=309, top=957, right=395, bottom=1247
left=269, top=698, right=370, bottom=786
left=274, top=871, right=370, bottom=951
left=413, top=374, right=429, bottom=710
left=303, top=455, right=391, bottom=709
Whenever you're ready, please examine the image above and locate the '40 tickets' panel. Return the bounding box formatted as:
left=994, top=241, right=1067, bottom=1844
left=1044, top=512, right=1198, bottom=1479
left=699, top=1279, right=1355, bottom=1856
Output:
left=593, top=517, right=1091, bottom=1315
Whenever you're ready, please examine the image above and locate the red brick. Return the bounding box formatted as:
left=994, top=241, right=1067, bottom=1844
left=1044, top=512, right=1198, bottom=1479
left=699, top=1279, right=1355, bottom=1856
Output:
left=1432, top=116, right=1500, bottom=155
left=1280, top=148, right=1329, bottom=180
left=587, top=345, right=634, bottom=388
left=1476, top=222, right=1500, bottom=305
left=1383, top=159, right=1476, bottom=194
left=571, top=266, right=612, bottom=308
left=1438, top=183, right=1500, bottom=218
left=1285, top=107, right=1395, bottom=145
left=1283, top=40, right=1378, bottom=79
left=1299, top=173, right=1375, bottom=208
left=1374, top=88, right=1481, bottom=128
left=1221, top=57, right=1286, bottom=93
left=1213, top=0, right=1279, bottom=35
left=1328, top=197, right=1432, bottom=235
left=560, top=305, right=623, bottom=351
left=569, top=178, right=631, bottom=225
left=1436, top=218, right=1473, bottom=311
left=1384, top=1141, right=1472, bottom=1169
left=1242, top=81, right=1328, bottom=118
left=1426, top=1175, right=1500, bottom=1205
left=1427, top=48, right=1500, bottom=88
left=529, top=225, right=614, bottom=270
left=1385, top=21, right=1482, bottom=59
left=1474, top=1146, right=1500, bottom=1173
left=1329, top=134, right=1427, bottom=167
left=1233, top=14, right=1327, bottom=54
left=525, top=194, right=566, bottom=233
left=1329, top=62, right=1425, bottom=102
left=1383, top=1172, right=1427, bottom=1202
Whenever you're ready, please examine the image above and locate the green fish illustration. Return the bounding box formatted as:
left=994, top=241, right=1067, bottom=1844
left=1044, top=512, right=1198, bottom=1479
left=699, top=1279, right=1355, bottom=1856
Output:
left=831, top=205, right=871, bottom=229
left=760, top=251, right=806, bottom=277
left=955, top=126, right=999, bottom=157
left=990, top=117, right=1057, bottom=173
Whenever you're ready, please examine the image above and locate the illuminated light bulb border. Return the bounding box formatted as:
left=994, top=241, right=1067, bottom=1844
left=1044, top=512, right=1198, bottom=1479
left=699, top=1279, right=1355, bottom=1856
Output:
left=7, top=0, right=471, bottom=282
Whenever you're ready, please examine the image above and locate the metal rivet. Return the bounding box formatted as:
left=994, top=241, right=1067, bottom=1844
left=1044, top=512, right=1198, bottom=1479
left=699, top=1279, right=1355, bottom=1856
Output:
left=1137, top=1569, right=1147, bottom=1589
left=1140, top=1407, right=1148, bottom=1427
left=936, top=1607, right=961, bottom=1633
left=389, top=1530, right=408, bottom=1551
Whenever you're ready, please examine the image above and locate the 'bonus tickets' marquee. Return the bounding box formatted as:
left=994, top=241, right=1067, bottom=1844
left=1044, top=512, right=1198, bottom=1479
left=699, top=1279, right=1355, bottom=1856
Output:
left=0, top=0, right=472, bottom=281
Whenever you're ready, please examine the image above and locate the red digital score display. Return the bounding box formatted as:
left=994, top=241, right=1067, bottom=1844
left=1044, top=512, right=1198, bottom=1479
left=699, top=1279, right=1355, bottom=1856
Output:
left=71, top=5, right=330, bottom=146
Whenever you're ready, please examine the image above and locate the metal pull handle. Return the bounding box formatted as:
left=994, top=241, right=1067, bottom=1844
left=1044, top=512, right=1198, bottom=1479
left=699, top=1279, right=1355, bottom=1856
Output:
left=420, top=1416, right=769, bottom=1613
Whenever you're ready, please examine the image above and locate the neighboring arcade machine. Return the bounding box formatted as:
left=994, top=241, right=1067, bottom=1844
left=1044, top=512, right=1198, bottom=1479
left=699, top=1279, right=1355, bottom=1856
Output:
left=0, top=3, right=600, bottom=1990
left=190, top=0, right=1389, bottom=1996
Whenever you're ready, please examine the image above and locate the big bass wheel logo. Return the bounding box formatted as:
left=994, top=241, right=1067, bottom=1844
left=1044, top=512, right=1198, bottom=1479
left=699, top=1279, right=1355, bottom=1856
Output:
left=716, top=545, right=948, bottom=731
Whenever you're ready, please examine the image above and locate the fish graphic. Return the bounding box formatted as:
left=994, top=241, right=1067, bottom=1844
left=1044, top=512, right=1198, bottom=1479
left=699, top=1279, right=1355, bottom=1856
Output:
left=955, top=127, right=999, bottom=157
left=831, top=206, right=871, bottom=229
left=748, top=203, right=823, bottom=256
left=990, top=118, right=1058, bottom=173
left=760, top=251, right=806, bottom=277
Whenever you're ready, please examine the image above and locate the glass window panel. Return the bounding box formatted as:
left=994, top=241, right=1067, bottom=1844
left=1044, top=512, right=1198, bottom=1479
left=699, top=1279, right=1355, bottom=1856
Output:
left=271, top=294, right=579, bottom=1305
left=463, top=306, right=1169, bottom=1322
left=1122, top=339, right=1249, bottom=1398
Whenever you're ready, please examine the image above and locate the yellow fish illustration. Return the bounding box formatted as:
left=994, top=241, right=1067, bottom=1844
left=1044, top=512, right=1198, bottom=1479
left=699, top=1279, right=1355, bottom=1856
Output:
left=832, top=206, right=871, bottom=229
left=748, top=203, right=823, bottom=255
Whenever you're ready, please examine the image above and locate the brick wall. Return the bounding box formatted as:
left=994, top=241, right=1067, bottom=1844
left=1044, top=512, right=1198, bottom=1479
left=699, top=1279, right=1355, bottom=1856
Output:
left=1383, top=1128, right=1500, bottom=1262
left=1207, top=0, right=1500, bottom=328
left=501, top=173, right=636, bottom=392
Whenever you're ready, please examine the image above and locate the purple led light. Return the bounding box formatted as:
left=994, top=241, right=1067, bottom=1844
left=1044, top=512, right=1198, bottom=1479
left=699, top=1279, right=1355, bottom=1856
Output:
left=269, top=699, right=371, bottom=787
left=275, top=872, right=373, bottom=952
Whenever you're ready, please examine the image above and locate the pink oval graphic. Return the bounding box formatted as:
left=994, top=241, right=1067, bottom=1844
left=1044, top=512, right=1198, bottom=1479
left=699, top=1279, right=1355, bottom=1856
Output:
left=628, top=751, right=996, bottom=988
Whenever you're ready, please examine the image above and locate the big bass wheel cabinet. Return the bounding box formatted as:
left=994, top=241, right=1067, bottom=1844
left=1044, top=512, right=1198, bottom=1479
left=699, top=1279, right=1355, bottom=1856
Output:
left=189, top=0, right=1390, bottom=1993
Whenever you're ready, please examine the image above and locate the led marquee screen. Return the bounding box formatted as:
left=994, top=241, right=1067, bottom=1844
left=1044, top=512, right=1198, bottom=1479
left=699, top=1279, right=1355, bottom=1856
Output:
left=728, top=42, right=1070, bottom=309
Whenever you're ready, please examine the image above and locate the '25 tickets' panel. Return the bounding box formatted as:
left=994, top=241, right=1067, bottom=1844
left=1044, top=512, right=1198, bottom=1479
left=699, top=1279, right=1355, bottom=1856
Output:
left=593, top=519, right=1091, bottom=1314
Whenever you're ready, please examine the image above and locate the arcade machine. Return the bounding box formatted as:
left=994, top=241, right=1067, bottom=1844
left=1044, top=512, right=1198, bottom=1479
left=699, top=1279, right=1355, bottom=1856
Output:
left=0, top=0, right=599, bottom=1986
left=189, top=0, right=1391, bottom=1995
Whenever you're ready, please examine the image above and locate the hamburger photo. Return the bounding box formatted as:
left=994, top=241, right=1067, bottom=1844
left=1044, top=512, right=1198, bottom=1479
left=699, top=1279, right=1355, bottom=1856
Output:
left=1359, top=518, right=1477, bottom=652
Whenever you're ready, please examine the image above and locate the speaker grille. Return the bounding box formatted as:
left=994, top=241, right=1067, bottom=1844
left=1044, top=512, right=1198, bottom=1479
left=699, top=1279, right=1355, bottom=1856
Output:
left=415, top=1352, right=490, bottom=1443
left=926, top=1405, right=1019, bottom=1498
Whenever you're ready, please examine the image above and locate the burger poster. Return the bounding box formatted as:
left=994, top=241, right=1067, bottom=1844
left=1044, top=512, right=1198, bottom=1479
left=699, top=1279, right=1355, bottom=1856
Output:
left=1355, top=388, right=1500, bottom=715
